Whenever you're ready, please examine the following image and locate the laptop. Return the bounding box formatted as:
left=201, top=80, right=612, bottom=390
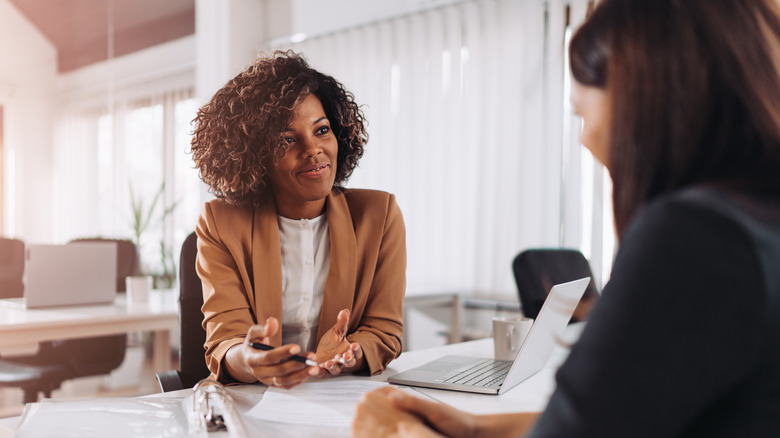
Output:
left=1, top=242, right=118, bottom=308
left=388, top=277, right=590, bottom=395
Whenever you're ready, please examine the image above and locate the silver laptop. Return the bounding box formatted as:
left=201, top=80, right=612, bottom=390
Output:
left=2, top=242, right=118, bottom=308
left=388, top=277, right=590, bottom=395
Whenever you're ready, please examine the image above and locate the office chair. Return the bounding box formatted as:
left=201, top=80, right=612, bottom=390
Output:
left=0, top=237, right=25, bottom=299
left=156, top=231, right=210, bottom=392
left=45, top=239, right=136, bottom=382
left=0, top=237, right=62, bottom=403
left=0, top=239, right=136, bottom=403
left=512, top=248, right=599, bottom=323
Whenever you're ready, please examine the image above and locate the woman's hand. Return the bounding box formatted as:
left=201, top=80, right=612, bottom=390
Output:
left=352, top=387, right=446, bottom=438
left=315, top=309, right=365, bottom=375
left=353, top=387, right=475, bottom=438
left=353, top=387, right=541, bottom=438
left=224, top=317, right=324, bottom=388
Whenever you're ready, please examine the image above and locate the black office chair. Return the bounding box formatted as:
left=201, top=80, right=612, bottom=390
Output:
left=0, top=239, right=136, bottom=403
left=512, top=248, right=599, bottom=323
left=156, top=231, right=210, bottom=392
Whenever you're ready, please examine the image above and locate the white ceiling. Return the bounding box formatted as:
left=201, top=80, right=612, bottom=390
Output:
left=8, top=0, right=194, bottom=73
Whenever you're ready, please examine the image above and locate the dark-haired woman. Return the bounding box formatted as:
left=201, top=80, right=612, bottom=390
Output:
left=191, top=51, right=405, bottom=389
left=353, top=0, right=780, bottom=436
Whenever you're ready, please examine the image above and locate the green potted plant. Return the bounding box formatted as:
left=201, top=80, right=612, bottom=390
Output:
left=129, top=181, right=180, bottom=289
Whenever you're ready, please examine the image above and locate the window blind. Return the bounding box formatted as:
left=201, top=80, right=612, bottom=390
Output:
left=272, top=0, right=612, bottom=297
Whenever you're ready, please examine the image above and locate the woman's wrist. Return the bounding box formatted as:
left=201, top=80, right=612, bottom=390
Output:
left=224, top=343, right=256, bottom=383
left=474, top=412, right=539, bottom=438
left=397, top=420, right=446, bottom=438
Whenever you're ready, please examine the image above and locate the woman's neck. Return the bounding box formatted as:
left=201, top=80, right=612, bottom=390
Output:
left=275, top=199, right=327, bottom=220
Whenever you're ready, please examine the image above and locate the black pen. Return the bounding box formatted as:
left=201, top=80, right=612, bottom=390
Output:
left=248, top=342, right=319, bottom=366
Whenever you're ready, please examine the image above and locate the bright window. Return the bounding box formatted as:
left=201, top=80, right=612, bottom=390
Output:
left=54, top=90, right=203, bottom=287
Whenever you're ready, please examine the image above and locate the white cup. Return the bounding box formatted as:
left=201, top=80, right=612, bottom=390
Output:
left=492, top=315, right=534, bottom=361
left=126, top=275, right=152, bottom=304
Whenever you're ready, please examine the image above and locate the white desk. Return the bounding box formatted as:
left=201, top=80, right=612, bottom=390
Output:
left=0, top=323, right=584, bottom=437
left=0, top=289, right=178, bottom=373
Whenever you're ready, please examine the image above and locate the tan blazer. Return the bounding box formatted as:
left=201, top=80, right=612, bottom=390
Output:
left=196, top=188, right=406, bottom=380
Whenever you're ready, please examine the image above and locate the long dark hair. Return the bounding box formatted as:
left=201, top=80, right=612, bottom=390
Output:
left=570, top=0, right=780, bottom=236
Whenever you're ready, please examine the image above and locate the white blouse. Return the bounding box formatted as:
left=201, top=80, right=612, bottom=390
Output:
left=277, top=214, right=331, bottom=352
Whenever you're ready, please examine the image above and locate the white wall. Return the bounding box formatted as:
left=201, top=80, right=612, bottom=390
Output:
left=56, top=36, right=196, bottom=108
left=0, top=0, right=57, bottom=243
left=195, top=0, right=267, bottom=105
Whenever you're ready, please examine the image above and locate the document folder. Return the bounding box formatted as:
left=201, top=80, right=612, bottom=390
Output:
left=13, top=379, right=249, bottom=438
left=188, top=378, right=249, bottom=437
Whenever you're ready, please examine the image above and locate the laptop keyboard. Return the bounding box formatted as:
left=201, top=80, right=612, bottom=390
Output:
left=434, top=359, right=512, bottom=387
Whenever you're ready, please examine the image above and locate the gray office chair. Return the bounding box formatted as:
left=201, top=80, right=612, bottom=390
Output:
left=512, top=248, right=599, bottom=322
left=156, top=231, right=210, bottom=391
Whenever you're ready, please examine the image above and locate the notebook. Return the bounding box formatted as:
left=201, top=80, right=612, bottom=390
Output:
left=1, top=242, right=118, bottom=309
left=388, top=277, right=590, bottom=395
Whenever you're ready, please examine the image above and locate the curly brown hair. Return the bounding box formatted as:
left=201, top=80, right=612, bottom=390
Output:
left=191, top=50, right=367, bottom=207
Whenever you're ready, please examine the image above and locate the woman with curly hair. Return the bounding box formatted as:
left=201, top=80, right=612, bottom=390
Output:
left=191, top=51, right=405, bottom=388
left=353, top=0, right=780, bottom=436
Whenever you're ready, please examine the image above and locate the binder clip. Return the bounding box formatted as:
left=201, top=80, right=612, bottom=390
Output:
left=190, top=378, right=249, bottom=438
left=203, top=397, right=227, bottom=432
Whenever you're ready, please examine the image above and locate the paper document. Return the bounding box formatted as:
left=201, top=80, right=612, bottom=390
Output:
left=246, top=379, right=387, bottom=428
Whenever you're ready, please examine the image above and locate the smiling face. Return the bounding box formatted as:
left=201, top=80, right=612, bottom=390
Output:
left=269, top=94, right=339, bottom=219
left=571, top=80, right=611, bottom=168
